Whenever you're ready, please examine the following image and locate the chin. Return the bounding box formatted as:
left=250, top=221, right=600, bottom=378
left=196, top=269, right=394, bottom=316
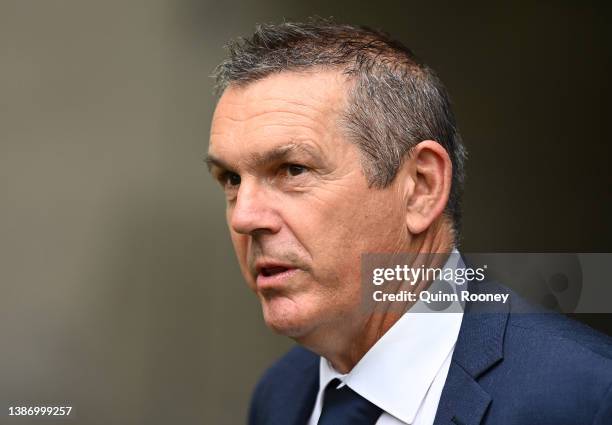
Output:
left=261, top=296, right=316, bottom=339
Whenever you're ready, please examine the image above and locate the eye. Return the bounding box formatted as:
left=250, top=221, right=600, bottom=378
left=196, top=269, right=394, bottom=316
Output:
left=284, top=164, right=308, bottom=177
left=220, top=171, right=241, bottom=187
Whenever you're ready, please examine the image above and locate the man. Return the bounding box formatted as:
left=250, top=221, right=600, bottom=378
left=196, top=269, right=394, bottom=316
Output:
left=207, top=19, right=612, bottom=425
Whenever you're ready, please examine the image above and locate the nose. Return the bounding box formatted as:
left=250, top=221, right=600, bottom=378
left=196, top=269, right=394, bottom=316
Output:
left=229, top=180, right=282, bottom=236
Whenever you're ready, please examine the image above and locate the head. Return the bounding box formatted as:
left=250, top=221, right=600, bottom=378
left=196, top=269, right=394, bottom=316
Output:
left=207, top=19, right=466, bottom=351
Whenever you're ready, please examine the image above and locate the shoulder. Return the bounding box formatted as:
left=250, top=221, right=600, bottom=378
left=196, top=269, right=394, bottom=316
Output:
left=479, top=286, right=612, bottom=423
left=469, top=281, right=612, bottom=362
left=505, top=290, right=612, bottom=362
left=248, top=346, right=319, bottom=424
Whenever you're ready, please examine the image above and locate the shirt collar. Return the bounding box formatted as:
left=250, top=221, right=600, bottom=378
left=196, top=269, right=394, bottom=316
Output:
left=318, top=250, right=464, bottom=423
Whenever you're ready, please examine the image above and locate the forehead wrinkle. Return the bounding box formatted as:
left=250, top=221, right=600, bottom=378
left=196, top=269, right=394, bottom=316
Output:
left=253, top=98, right=332, bottom=119
left=218, top=80, right=346, bottom=126
left=212, top=113, right=329, bottom=155
left=214, top=107, right=329, bottom=128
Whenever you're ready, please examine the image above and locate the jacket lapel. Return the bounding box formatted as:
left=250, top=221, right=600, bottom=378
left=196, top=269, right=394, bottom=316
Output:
left=433, top=280, right=510, bottom=425
left=433, top=362, right=491, bottom=425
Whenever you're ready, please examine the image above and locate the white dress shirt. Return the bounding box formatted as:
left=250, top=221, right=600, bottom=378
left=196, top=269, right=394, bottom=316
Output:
left=307, top=252, right=464, bottom=425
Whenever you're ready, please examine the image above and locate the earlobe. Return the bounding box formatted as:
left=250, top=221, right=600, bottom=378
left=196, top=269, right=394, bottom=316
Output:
left=403, top=140, right=452, bottom=235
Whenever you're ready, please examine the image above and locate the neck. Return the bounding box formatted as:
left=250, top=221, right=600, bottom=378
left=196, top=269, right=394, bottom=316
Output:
left=300, top=218, right=454, bottom=374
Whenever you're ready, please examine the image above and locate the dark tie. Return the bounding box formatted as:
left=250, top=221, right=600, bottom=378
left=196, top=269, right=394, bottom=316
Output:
left=317, top=378, right=383, bottom=425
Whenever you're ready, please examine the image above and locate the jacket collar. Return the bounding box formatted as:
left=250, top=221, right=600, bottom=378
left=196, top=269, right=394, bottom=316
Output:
left=433, top=279, right=510, bottom=425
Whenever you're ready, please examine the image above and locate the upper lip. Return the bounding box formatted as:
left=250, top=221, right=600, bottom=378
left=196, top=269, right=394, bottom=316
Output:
left=254, top=260, right=296, bottom=277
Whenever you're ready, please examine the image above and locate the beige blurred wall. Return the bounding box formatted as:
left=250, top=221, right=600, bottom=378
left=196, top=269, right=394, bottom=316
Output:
left=1, top=1, right=293, bottom=424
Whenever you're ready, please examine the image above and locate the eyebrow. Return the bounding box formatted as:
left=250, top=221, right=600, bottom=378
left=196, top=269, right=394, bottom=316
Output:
left=205, top=142, right=325, bottom=173
left=204, top=154, right=232, bottom=173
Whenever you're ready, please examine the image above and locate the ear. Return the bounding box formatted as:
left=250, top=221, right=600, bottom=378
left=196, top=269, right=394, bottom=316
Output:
left=402, top=140, right=452, bottom=235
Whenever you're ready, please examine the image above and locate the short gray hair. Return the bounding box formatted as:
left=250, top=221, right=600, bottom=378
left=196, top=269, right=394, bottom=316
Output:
left=213, top=18, right=467, bottom=236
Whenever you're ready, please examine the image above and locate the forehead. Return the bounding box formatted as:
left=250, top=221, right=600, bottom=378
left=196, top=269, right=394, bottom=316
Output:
left=209, top=70, right=349, bottom=157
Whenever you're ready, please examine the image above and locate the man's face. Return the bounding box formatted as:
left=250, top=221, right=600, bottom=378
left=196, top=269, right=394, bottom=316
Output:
left=208, top=71, right=410, bottom=341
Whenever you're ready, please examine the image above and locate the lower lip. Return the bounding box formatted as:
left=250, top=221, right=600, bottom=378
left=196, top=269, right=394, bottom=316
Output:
left=256, top=268, right=298, bottom=290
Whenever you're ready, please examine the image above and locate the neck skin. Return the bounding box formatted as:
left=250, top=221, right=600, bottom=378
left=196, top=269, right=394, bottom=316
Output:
left=298, top=217, right=455, bottom=374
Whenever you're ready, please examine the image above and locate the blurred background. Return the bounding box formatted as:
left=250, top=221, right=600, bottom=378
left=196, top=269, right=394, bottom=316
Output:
left=1, top=0, right=610, bottom=423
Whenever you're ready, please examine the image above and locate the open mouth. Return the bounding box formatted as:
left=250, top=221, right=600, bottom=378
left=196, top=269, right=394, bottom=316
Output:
left=260, top=266, right=290, bottom=277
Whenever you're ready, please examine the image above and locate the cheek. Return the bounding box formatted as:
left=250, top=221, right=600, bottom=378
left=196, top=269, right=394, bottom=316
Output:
left=229, top=232, right=254, bottom=286
left=282, top=198, right=370, bottom=281
left=358, top=197, right=407, bottom=245
left=295, top=191, right=405, bottom=267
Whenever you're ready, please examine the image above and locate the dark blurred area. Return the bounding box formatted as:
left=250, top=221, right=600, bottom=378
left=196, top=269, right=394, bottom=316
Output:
left=0, top=0, right=610, bottom=423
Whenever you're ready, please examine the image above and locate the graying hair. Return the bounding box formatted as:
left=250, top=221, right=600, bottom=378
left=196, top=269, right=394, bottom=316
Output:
left=213, top=18, right=467, bottom=236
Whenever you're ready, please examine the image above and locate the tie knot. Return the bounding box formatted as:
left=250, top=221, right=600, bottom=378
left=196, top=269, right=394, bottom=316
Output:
left=317, top=379, right=383, bottom=425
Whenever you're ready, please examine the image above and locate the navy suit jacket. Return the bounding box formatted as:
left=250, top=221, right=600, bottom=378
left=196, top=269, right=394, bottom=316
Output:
left=248, top=282, right=612, bottom=425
